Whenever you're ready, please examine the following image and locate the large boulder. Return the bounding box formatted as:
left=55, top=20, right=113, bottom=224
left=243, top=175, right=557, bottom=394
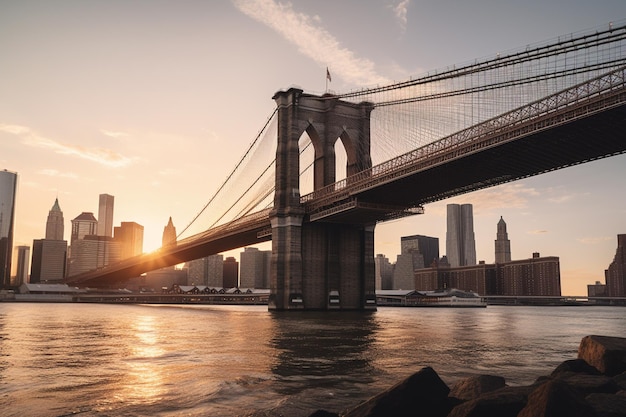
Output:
left=578, top=336, right=626, bottom=376
left=342, top=367, right=451, bottom=417
left=551, top=358, right=601, bottom=376
left=308, top=411, right=339, bottom=417
left=614, top=372, right=626, bottom=391
left=447, top=386, right=532, bottom=417
left=554, top=372, right=621, bottom=396
left=449, top=375, right=506, bottom=400
left=517, top=380, right=596, bottom=417
left=585, top=393, right=626, bottom=417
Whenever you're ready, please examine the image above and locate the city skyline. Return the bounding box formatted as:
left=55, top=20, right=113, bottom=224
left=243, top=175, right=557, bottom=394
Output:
left=1, top=1, right=626, bottom=295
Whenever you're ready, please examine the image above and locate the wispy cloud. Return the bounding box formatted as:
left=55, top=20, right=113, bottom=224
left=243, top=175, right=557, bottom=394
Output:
left=0, top=124, right=133, bottom=168
left=576, top=236, right=613, bottom=245
left=233, top=0, right=389, bottom=86
left=0, top=124, right=30, bottom=135
left=528, top=230, right=549, bottom=235
left=392, top=0, right=410, bottom=32
left=38, top=169, right=80, bottom=180
left=101, top=129, right=130, bottom=139
left=453, top=183, right=539, bottom=212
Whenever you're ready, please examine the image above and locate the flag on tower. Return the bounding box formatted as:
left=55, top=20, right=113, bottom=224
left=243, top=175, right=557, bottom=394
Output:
left=326, top=67, right=332, bottom=82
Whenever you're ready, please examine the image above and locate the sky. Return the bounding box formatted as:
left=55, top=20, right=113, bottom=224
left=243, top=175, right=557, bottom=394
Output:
left=1, top=0, right=625, bottom=295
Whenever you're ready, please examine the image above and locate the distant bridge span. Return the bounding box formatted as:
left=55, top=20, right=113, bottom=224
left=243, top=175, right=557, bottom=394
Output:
left=66, top=67, right=626, bottom=288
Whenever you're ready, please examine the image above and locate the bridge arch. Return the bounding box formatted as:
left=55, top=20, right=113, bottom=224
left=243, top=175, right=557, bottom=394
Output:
left=303, top=124, right=356, bottom=191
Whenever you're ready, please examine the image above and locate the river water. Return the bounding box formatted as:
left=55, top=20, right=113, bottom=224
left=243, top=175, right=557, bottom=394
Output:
left=0, top=303, right=623, bottom=416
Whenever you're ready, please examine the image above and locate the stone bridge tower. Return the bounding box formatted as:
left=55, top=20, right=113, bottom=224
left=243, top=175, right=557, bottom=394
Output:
left=269, top=88, right=376, bottom=310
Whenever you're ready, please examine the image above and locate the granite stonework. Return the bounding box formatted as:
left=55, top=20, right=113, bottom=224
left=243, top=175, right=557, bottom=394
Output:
left=308, top=335, right=626, bottom=417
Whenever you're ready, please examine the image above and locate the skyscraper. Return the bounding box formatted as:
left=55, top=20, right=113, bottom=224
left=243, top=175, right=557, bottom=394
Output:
left=31, top=198, right=68, bottom=283
left=374, top=254, right=393, bottom=290
left=97, top=194, right=114, bottom=237
left=187, top=254, right=227, bottom=287
left=71, top=212, right=98, bottom=245
left=0, top=170, right=18, bottom=288
left=11, top=245, right=30, bottom=286
left=446, top=203, right=477, bottom=267
left=114, top=221, right=144, bottom=259
left=31, top=240, right=67, bottom=282
left=605, top=234, right=626, bottom=297
left=162, top=217, right=177, bottom=247
left=223, top=256, right=239, bottom=288
left=495, top=216, right=512, bottom=263
left=239, top=247, right=271, bottom=288
left=68, top=212, right=98, bottom=277
left=46, top=198, right=64, bottom=240
left=401, top=235, right=439, bottom=268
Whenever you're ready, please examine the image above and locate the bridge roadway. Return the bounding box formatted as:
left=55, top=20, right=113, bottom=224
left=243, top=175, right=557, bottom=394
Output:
left=67, top=68, right=626, bottom=287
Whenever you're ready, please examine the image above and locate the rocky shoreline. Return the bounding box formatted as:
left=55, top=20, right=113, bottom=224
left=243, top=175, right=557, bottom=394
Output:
left=310, top=335, right=626, bottom=417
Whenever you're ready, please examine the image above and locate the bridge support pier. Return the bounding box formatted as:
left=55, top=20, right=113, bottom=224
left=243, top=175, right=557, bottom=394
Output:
left=300, top=222, right=377, bottom=310
left=269, top=88, right=377, bottom=311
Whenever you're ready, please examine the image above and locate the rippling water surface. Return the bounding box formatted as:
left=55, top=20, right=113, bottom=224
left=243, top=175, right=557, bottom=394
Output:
left=0, top=303, right=623, bottom=416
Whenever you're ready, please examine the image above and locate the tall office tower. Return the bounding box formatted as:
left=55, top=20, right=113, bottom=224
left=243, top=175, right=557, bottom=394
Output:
left=68, top=212, right=99, bottom=277
left=185, top=254, right=225, bottom=287
left=68, top=235, right=121, bottom=276
left=374, top=254, right=393, bottom=290
left=239, top=247, right=271, bottom=288
left=97, top=194, right=115, bottom=237
left=11, top=245, right=30, bottom=285
left=70, top=212, right=98, bottom=245
left=31, top=198, right=68, bottom=283
left=223, top=256, right=239, bottom=288
left=45, top=198, right=64, bottom=240
left=207, top=254, right=224, bottom=287
left=605, top=234, right=626, bottom=297
left=446, top=203, right=477, bottom=267
left=114, top=222, right=144, bottom=259
left=31, top=239, right=67, bottom=283
left=393, top=234, right=440, bottom=290
left=0, top=170, right=18, bottom=288
left=494, top=216, right=512, bottom=263
left=162, top=217, right=177, bottom=247
left=186, top=257, right=208, bottom=286
left=401, top=235, right=439, bottom=268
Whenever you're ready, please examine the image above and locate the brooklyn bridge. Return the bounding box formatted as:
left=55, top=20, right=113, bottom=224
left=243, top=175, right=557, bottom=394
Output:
left=67, top=23, right=626, bottom=310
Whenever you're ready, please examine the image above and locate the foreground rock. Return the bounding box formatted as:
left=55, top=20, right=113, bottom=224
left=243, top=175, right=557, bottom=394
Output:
left=308, top=335, right=626, bottom=417
left=579, top=335, right=626, bottom=376
left=342, top=366, right=453, bottom=417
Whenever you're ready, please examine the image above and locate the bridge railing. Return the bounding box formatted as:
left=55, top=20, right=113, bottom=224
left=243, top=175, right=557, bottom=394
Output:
left=302, top=66, right=626, bottom=211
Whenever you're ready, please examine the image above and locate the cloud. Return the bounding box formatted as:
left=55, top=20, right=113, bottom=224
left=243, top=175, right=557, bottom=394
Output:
left=233, top=0, right=389, bottom=86
left=0, top=124, right=30, bottom=135
left=101, top=130, right=130, bottom=139
left=576, top=236, right=613, bottom=245
left=38, top=169, right=79, bottom=180
left=528, top=230, right=549, bottom=235
left=451, top=183, right=539, bottom=212
left=1, top=124, right=133, bottom=168
left=392, top=0, right=410, bottom=32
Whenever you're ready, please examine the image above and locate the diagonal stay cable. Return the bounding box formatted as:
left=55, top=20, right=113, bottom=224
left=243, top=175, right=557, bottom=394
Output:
left=177, top=107, right=278, bottom=238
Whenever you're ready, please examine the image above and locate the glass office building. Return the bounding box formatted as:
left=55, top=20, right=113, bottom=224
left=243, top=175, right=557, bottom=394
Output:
left=0, top=170, right=18, bottom=287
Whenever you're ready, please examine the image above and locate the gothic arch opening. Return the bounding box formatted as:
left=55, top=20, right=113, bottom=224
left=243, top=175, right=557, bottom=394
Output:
left=298, top=130, right=315, bottom=196
left=335, top=137, right=347, bottom=182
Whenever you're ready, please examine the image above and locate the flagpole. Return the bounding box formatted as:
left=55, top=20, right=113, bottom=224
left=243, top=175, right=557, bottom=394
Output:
left=325, top=67, right=331, bottom=93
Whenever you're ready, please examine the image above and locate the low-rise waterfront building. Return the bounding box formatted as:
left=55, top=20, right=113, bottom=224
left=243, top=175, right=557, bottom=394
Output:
left=413, top=252, right=560, bottom=296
